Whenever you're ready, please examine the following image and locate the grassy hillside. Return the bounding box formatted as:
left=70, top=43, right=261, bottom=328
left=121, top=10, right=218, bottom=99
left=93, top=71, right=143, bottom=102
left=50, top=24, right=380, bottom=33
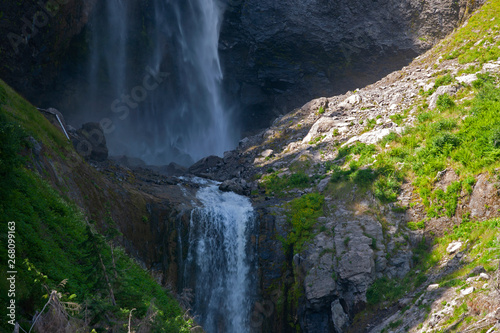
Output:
left=0, top=79, right=192, bottom=332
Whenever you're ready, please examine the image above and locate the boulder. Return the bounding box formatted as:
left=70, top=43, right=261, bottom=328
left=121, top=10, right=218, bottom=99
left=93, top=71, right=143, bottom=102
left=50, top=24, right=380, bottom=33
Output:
left=302, top=117, right=337, bottom=144
left=428, top=85, right=460, bottom=109
left=110, top=155, right=146, bottom=169
left=468, top=266, right=486, bottom=277
left=460, top=286, right=474, bottom=296
left=469, top=174, right=497, bottom=218
left=345, top=127, right=403, bottom=146
left=188, top=155, right=225, bottom=178
left=303, top=233, right=337, bottom=307
left=160, top=162, right=188, bottom=176
left=456, top=74, right=478, bottom=85
left=261, top=149, right=274, bottom=158
left=427, top=284, right=440, bottom=291
left=73, top=122, right=108, bottom=162
left=446, top=241, right=462, bottom=254
left=219, top=178, right=250, bottom=196
left=338, top=94, right=362, bottom=109
left=317, top=177, right=331, bottom=192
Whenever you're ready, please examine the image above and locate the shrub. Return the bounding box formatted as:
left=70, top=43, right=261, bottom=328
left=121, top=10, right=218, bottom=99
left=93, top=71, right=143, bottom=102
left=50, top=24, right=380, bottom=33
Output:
left=381, top=132, right=399, bottom=146
left=366, top=277, right=405, bottom=305
left=373, top=174, right=400, bottom=203
left=390, top=113, right=406, bottom=125
left=289, top=172, right=310, bottom=187
left=434, top=74, right=454, bottom=88
left=431, top=132, right=461, bottom=152
left=427, top=181, right=463, bottom=218
left=330, top=164, right=347, bottom=182
left=418, top=111, right=434, bottom=123
left=436, top=93, right=456, bottom=110
left=431, top=118, right=457, bottom=132
left=490, top=128, right=500, bottom=148
left=472, top=73, right=495, bottom=90
left=262, top=171, right=311, bottom=196
left=350, top=168, right=376, bottom=186
left=407, top=220, right=425, bottom=230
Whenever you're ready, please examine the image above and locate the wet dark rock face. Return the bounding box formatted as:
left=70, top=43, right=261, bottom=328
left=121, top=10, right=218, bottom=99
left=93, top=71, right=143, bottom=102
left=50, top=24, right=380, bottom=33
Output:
left=220, top=0, right=483, bottom=134
left=0, top=0, right=96, bottom=99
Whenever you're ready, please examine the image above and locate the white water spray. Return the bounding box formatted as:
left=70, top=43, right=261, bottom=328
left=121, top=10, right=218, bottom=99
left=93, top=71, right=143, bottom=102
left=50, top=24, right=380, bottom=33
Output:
left=81, top=0, right=235, bottom=166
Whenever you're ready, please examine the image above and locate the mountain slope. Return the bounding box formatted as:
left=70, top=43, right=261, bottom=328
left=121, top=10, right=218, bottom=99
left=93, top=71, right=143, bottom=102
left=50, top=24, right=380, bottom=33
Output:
left=205, top=1, right=500, bottom=331
left=0, top=80, right=193, bottom=332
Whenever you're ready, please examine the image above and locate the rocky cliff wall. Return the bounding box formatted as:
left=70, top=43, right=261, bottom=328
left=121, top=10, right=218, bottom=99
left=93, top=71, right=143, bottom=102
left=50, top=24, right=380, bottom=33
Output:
left=220, top=0, right=484, bottom=133
left=0, top=0, right=96, bottom=100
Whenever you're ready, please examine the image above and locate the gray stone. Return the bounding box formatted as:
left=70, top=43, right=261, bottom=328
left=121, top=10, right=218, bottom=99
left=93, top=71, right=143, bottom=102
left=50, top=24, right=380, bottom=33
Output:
left=220, top=0, right=484, bottom=131
left=317, top=177, right=331, bottom=192
left=446, top=241, right=462, bottom=254
left=469, top=174, right=496, bottom=218
left=302, top=117, right=337, bottom=144
left=188, top=155, right=225, bottom=179
left=468, top=266, right=486, bottom=277
left=261, top=149, right=274, bottom=158
left=73, top=122, right=108, bottom=162
left=303, top=233, right=337, bottom=308
left=483, top=62, right=500, bottom=71
left=331, top=300, right=350, bottom=333
left=219, top=178, right=250, bottom=196
left=345, top=127, right=403, bottom=146
left=338, top=94, right=362, bottom=109
left=456, top=74, right=478, bottom=85
left=461, top=286, right=474, bottom=296
left=110, top=155, right=146, bottom=168
left=427, top=284, right=440, bottom=291
left=428, top=85, right=460, bottom=110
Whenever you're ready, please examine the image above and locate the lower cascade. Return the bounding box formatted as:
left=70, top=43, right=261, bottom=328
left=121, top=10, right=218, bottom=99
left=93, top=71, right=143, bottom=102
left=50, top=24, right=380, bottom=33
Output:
left=183, top=180, right=257, bottom=333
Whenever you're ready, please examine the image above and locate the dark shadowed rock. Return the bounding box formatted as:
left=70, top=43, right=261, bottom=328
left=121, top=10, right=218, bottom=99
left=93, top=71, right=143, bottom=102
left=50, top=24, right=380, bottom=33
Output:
left=221, top=0, right=485, bottom=132
left=188, top=155, right=225, bottom=179
left=468, top=266, right=486, bottom=277
left=110, top=155, right=147, bottom=169
left=219, top=178, right=250, bottom=196
left=162, top=162, right=188, bottom=177
left=72, top=122, right=108, bottom=162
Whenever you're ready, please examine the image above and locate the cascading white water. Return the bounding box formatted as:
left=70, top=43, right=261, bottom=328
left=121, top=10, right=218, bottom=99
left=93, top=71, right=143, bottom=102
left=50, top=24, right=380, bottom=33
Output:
left=184, top=181, right=256, bottom=333
left=79, top=0, right=236, bottom=166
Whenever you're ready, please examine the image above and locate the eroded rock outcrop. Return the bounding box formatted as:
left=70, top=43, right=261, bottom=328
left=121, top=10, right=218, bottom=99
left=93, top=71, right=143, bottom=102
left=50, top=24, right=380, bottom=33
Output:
left=220, top=0, right=484, bottom=132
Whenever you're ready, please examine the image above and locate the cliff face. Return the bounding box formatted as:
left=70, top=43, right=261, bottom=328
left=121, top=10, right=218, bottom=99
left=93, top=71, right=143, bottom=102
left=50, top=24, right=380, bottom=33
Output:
left=220, top=0, right=484, bottom=133
left=0, top=0, right=96, bottom=99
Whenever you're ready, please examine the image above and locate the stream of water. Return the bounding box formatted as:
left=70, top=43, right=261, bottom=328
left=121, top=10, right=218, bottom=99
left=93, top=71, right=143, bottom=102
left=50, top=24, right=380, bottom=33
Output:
left=183, top=180, right=256, bottom=333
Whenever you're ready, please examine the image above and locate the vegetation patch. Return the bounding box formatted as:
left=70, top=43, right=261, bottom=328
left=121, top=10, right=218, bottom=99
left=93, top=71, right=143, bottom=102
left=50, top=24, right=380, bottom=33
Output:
left=261, top=171, right=312, bottom=196
left=282, top=193, right=325, bottom=254
left=438, top=0, right=500, bottom=65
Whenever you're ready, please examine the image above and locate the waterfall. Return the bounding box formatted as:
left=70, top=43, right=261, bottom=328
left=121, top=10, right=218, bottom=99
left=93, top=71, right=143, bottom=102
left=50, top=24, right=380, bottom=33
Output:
left=184, top=180, right=256, bottom=333
left=77, top=0, right=236, bottom=166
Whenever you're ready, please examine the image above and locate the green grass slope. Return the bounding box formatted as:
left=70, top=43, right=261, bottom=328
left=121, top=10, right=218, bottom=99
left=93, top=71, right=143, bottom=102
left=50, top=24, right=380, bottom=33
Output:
left=0, top=79, right=192, bottom=332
